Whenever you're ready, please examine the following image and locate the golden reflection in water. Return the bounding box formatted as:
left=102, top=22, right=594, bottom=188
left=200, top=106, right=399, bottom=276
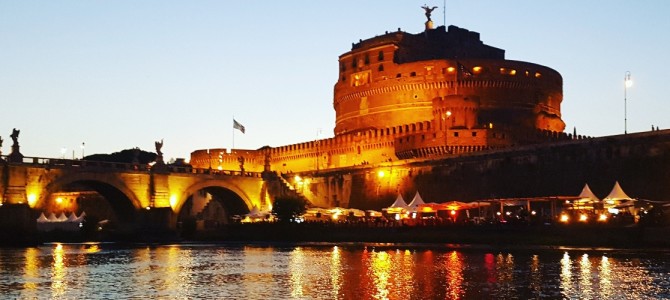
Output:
left=132, top=247, right=152, bottom=288
left=23, top=247, right=40, bottom=295
left=370, top=250, right=391, bottom=300
left=51, top=243, right=66, bottom=298
left=445, top=251, right=464, bottom=300
left=495, top=253, right=516, bottom=297
left=599, top=256, right=613, bottom=298
left=559, top=252, right=572, bottom=295
left=329, top=246, right=342, bottom=299
left=160, top=245, right=191, bottom=297
left=528, top=255, right=542, bottom=296
left=579, top=254, right=593, bottom=298
left=289, top=247, right=306, bottom=299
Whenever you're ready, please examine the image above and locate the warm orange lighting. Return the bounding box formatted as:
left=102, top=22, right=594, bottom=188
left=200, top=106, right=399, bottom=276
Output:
left=488, top=123, right=493, bottom=129
left=535, top=72, right=542, bottom=78
left=169, top=194, right=178, bottom=210
left=509, top=69, right=517, bottom=75
left=472, top=66, right=482, bottom=73
left=294, top=175, right=302, bottom=182
left=598, top=214, right=608, bottom=222
left=446, top=111, right=452, bottom=118
left=145, top=206, right=151, bottom=210
left=579, top=214, right=588, bottom=222
left=531, top=210, right=537, bottom=216
left=499, top=67, right=506, bottom=74
left=377, top=170, right=385, bottom=178
left=447, top=66, right=455, bottom=73
left=56, top=197, right=63, bottom=204
left=450, top=210, right=456, bottom=216
left=560, top=214, right=569, bottom=223
left=421, top=206, right=433, bottom=213
left=27, top=194, right=37, bottom=207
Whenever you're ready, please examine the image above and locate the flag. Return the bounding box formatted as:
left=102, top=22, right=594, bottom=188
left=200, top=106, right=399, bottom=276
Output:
left=233, top=119, right=245, bottom=134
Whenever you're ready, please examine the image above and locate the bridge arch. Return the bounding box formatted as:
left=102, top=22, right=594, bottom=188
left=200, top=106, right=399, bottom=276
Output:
left=175, top=179, right=255, bottom=215
left=38, top=172, right=143, bottom=222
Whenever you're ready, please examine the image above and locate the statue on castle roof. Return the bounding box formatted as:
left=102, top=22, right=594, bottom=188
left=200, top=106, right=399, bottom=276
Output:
left=155, top=139, right=163, bottom=156
left=422, top=4, right=438, bottom=22
left=10, top=128, right=19, bottom=146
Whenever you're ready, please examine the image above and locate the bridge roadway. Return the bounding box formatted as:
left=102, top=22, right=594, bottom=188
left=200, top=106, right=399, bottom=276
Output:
left=0, top=155, right=270, bottom=230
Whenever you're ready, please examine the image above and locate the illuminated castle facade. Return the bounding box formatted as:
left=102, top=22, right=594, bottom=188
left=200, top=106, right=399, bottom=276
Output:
left=191, top=25, right=567, bottom=174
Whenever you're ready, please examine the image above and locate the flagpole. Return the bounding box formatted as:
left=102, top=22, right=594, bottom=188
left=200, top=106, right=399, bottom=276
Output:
left=232, top=116, right=235, bottom=152
left=443, top=0, right=446, bottom=26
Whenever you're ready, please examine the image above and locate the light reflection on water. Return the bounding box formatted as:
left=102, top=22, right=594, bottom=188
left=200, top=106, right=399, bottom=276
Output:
left=0, top=243, right=668, bottom=299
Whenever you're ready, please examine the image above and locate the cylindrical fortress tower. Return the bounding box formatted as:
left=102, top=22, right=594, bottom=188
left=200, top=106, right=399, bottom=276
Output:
left=334, top=25, right=564, bottom=136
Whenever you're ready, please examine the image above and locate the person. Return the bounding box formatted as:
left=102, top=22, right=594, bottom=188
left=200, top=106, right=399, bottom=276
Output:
left=155, top=139, right=163, bottom=156
left=421, top=5, right=438, bottom=22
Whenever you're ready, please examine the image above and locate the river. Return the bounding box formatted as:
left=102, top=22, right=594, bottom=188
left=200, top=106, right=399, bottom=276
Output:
left=0, top=243, right=668, bottom=299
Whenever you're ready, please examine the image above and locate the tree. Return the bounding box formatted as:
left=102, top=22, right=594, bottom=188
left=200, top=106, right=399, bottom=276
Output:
left=271, top=197, right=307, bottom=223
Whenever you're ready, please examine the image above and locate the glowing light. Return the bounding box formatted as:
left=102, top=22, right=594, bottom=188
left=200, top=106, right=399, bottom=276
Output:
left=608, top=208, right=619, bottom=214
left=488, top=123, right=493, bottom=129
left=377, top=170, right=385, bottom=178
left=450, top=210, right=456, bottom=216
left=56, top=197, right=63, bottom=204
left=535, top=72, right=542, bottom=78
left=509, top=69, right=517, bottom=75
left=496, top=211, right=501, bottom=216
left=145, top=206, right=151, bottom=210
left=446, top=111, right=452, bottom=117
left=505, top=211, right=511, bottom=216
left=579, top=214, right=588, bottom=222
left=625, top=73, right=633, bottom=88
left=560, top=214, right=569, bottom=223
left=27, top=194, right=37, bottom=207
left=394, top=214, right=400, bottom=221
left=472, top=66, right=482, bottom=73
left=598, top=214, right=608, bottom=222
left=294, top=175, right=302, bottom=182
left=447, top=67, right=455, bottom=73
left=169, top=194, right=178, bottom=210
left=531, top=210, right=537, bottom=216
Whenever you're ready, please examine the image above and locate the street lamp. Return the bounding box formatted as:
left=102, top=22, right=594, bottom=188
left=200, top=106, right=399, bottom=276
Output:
left=81, top=142, right=85, bottom=159
left=60, top=147, right=67, bottom=159
left=624, top=71, right=633, bottom=134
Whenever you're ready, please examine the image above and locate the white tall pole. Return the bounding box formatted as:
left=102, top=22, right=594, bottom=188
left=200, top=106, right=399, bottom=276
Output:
left=624, top=71, right=632, bottom=134
left=443, top=0, right=446, bottom=26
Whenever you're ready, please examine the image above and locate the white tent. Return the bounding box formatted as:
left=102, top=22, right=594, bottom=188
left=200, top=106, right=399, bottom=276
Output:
left=36, top=213, right=49, bottom=223
left=407, top=192, right=426, bottom=212
left=604, top=181, right=633, bottom=201
left=57, top=213, right=68, bottom=222
left=389, top=194, right=408, bottom=209
left=67, top=212, right=79, bottom=222
left=74, top=211, right=86, bottom=223
left=47, top=213, right=58, bottom=222
left=578, top=184, right=600, bottom=202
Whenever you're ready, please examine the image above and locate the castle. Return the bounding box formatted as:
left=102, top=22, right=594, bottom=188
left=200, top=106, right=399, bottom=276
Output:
left=191, top=24, right=569, bottom=177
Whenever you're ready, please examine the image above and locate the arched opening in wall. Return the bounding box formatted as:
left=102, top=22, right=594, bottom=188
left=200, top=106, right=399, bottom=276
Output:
left=177, top=186, right=249, bottom=231
left=39, top=180, right=138, bottom=234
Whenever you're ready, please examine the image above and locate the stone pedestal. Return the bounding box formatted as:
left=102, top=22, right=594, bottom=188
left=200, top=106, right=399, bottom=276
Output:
left=8, top=145, right=23, bottom=163
left=425, top=20, right=434, bottom=30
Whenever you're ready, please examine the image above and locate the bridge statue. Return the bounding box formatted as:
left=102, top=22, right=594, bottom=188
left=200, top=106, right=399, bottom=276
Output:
left=8, top=128, right=23, bottom=162
left=0, top=136, right=3, bottom=157
left=155, top=139, right=164, bottom=156
left=10, top=128, right=19, bottom=147
left=421, top=5, right=438, bottom=22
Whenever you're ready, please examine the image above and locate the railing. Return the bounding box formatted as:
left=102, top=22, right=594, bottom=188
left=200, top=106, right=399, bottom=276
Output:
left=0, top=155, right=263, bottom=178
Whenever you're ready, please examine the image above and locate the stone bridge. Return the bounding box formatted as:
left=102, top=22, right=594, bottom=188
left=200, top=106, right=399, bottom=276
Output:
left=0, top=156, right=274, bottom=231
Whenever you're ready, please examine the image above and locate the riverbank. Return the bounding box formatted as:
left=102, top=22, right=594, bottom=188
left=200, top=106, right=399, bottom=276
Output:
left=185, top=223, right=670, bottom=249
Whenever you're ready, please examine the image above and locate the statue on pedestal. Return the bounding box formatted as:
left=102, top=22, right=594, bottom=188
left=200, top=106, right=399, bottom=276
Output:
left=421, top=5, right=438, bottom=22
left=10, top=128, right=19, bottom=147
left=8, top=128, right=23, bottom=162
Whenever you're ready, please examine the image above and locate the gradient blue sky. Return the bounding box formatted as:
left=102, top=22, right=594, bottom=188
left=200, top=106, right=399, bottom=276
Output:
left=2, top=1, right=669, bottom=161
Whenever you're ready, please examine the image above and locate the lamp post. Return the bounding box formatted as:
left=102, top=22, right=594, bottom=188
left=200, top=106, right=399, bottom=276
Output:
left=81, top=142, right=85, bottom=159
left=624, top=71, right=633, bottom=134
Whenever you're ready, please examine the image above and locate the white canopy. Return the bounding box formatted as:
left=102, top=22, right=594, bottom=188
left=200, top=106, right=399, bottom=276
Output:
left=57, top=213, right=68, bottom=222
left=407, top=192, right=426, bottom=212
left=604, top=181, right=633, bottom=201
left=36, top=213, right=49, bottom=223
left=578, top=184, right=600, bottom=202
left=67, top=212, right=79, bottom=222
left=47, top=213, right=58, bottom=222
left=389, top=194, right=408, bottom=209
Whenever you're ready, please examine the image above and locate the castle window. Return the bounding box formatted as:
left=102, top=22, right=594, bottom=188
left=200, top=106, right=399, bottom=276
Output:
left=410, top=72, right=416, bottom=77
left=472, top=132, right=477, bottom=137
left=472, top=66, right=482, bottom=74
left=364, top=53, right=370, bottom=65
left=352, top=57, right=358, bottom=68
left=378, top=50, right=384, bottom=61
left=447, top=67, right=456, bottom=73
left=442, top=68, right=446, bottom=74
left=433, top=133, right=436, bottom=138
left=453, top=132, right=459, bottom=137
left=535, top=72, right=542, bottom=78
left=396, top=73, right=402, bottom=78
left=341, top=76, right=346, bottom=82
left=378, top=64, right=384, bottom=72
left=340, top=63, right=346, bottom=72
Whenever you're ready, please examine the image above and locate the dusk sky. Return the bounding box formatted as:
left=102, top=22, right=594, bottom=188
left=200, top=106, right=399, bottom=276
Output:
left=2, top=1, right=669, bottom=161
